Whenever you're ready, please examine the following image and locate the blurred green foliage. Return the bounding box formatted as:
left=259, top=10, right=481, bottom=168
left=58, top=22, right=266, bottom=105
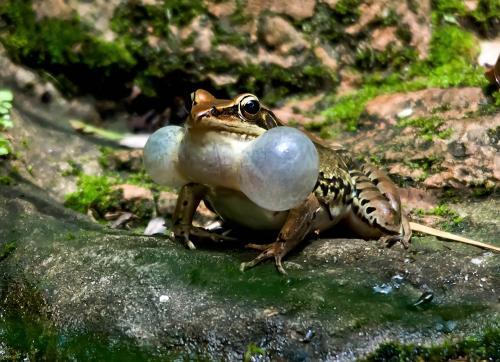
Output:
left=0, top=89, right=13, bottom=156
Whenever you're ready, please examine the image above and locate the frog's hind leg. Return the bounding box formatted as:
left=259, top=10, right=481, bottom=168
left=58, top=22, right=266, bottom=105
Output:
left=347, top=164, right=411, bottom=248
left=240, top=194, right=321, bottom=274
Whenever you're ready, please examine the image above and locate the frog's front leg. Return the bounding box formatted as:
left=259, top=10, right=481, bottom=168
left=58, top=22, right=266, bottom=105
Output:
left=347, top=164, right=411, bottom=247
left=240, top=194, right=321, bottom=274
left=172, top=183, right=234, bottom=249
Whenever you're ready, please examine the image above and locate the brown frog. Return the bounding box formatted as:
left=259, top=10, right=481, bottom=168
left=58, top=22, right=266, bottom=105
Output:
left=171, top=89, right=412, bottom=273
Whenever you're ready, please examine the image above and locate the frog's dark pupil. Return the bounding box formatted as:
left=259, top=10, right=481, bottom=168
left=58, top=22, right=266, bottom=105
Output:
left=243, top=99, right=260, bottom=115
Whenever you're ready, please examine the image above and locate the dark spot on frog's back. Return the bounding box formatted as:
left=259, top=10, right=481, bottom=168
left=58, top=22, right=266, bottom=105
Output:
left=366, top=207, right=376, bottom=214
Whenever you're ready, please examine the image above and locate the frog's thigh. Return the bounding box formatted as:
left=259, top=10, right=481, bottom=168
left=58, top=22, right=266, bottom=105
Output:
left=347, top=165, right=411, bottom=246
left=348, top=168, right=399, bottom=235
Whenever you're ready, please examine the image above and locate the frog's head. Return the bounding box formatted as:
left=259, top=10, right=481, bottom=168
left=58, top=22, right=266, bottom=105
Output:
left=186, top=89, right=282, bottom=137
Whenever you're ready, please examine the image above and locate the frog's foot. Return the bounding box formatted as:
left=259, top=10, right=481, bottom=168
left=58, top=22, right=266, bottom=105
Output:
left=381, top=216, right=412, bottom=249
left=173, top=225, right=236, bottom=250
left=240, top=241, right=287, bottom=274
left=381, top=234, right=410, bottom=249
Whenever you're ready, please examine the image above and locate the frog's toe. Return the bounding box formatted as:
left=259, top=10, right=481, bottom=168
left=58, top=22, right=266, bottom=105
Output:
left=173, top=225, right=197, bottom=249
left=244, top=242, right=274, bottom=251
left=240, top=242, right=287, bottom=274
left=381, top=233, right=410, bottom=249
left=174, top=225, right=235, bottom=248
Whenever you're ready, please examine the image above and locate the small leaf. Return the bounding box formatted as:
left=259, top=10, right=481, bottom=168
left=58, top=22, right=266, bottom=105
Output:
left=0, top=90, right=13, bottom=103
left=0, top=116, right=13, bottom=129
left=443, top=14, right=459, bottom=25
left=1, top=101, right=12, bottom=110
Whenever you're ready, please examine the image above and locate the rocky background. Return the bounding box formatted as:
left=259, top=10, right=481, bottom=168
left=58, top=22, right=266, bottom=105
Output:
left=0, top=0, right=499, bottom=360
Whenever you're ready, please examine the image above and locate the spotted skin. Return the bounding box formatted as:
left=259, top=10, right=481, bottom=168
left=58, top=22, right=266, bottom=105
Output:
left=348, top=164, right=411, bottom=246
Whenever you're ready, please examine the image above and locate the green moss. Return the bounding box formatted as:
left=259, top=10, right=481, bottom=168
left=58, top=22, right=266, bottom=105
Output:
left=486, top=126, right=499, bottom=145
left=61, top=160, right=83, bottom=177
left=404, top=155, right=444, bottom=182
left=243, top=343, right=266, bottom=362
left=0, top=136, right=11, bottom=156
left=64, top=162, right=156, bottom=221
left=333, top=0, right=362, bottom=21
left=319, top=86, right=378, bottom=133
left=0, top=0, right=136, bottom=97
left=430, top=205, right=464, bottom=226
left=471, top=183, right=495, bottom=198
left=355, top=45, right=419, bottom=71
left=398, top=116, right=452, bottom=141
left=0, top=241, right=16, bottom=261
left=64, top=174, right=120, bottom=216
left=0, top=175, right=14, bottom=185
left=97, top=146, right=114, bottom=169
left=429, top=25, right=478, bottom=66
left=0, top=311, right=179, bottom=361
left=0, top=89, right=14, bottom=156
left=124, top=171, right=156, bottom=190
left=364, top=326, right=500, bottom=361
left=414, top=204, right=465, bottom=228
left=299, top=3, right=348, bottom=42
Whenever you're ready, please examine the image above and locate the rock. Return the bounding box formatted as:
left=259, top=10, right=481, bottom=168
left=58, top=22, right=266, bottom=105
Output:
left=111, top=184, right=155, bottom=219
left=105, top=149, right=144, bottom=171
left=32, top=0, right=121, bottom=41
left=206, top=73, right=239, bottom=86
left=32, top=0, right=73, bottom=20
left=260, top=16, right=309, bottom=55
left=313, top=44, right=338, bottom=73
left=337, top=68, right=362, bottom=96
left=365, top=87, right=487, bottom=124
left=246, top=0, right=316, bottom=20
left=2, top=177, right=499, bottom=360
left=203, top=0, right=237, bottom=18
left=398, top=187, right=438, bottom=213
left=157, top=191, right=178, bottom=216
left=346, top=0, right=431, bottom=58
left=179, top=16, right=214, bottom=54
left=272, top=94, right=324, bottom=125
left=370, top=27, right=401, bottom=51
left=320, top=0, right=339, bottom=9
left=346, top=88, right=498, bottom=189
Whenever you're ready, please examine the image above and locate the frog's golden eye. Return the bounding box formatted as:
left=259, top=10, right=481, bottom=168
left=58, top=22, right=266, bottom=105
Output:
left=239, top=95, right=261, bottom=119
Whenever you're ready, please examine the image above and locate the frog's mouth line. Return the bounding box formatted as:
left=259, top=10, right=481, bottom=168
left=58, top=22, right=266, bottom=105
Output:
left=191, top=118, right=265, bottom=139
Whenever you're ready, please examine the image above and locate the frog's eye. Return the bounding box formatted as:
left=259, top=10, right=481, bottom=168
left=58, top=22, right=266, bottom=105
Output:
left=239, top=95, right=261, bottom=118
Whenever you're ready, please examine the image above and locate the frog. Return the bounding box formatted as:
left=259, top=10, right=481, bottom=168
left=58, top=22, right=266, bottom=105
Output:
left=171, top=89, right=411, bottom=274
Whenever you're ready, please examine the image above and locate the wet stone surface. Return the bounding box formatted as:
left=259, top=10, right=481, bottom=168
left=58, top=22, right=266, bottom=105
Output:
left=1, top=180, right=499, bottom=360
